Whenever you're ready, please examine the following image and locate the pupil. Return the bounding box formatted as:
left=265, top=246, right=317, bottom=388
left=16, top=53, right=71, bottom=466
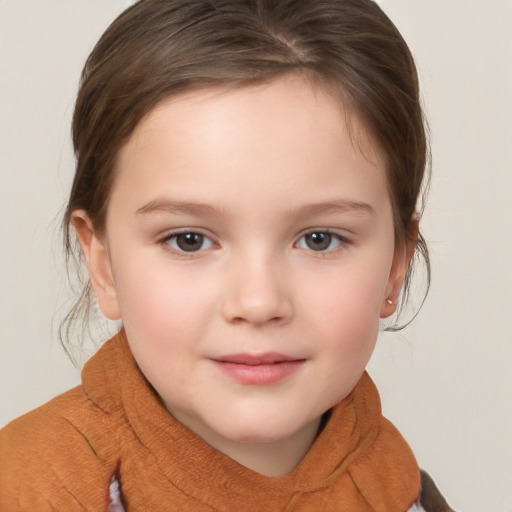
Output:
left=306, top=232, right=331, bottom=251
left=177, top=233, right=203, bottom=252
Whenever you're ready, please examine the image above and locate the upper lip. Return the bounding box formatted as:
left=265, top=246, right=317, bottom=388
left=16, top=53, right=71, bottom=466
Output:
left=212, top=353, right=303, bottom=365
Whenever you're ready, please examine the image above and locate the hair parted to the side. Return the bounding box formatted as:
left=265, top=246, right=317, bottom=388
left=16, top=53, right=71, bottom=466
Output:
left=61, top=0, right=431, bottom=359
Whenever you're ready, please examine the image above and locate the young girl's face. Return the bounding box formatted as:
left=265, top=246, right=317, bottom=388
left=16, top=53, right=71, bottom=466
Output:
left=78, top=75, right=408, bottom=457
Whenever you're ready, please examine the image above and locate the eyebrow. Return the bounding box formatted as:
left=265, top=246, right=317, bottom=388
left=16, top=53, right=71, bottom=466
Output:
left=136, top=199, right=218, bottom=217
left=135, top=198, right=375, bottom=218
left=293, top=199, right=375, bottom=217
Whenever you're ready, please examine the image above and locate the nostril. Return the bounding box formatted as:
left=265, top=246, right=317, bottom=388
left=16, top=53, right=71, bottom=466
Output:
left=222, top=297, right=293, bottom=326
left=221, top=263, right=294, bottom=325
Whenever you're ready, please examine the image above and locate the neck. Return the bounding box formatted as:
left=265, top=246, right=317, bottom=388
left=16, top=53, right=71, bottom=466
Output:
left=171, top=410, right=322, bottom=477
left=217, top=418, right=322, bottom=477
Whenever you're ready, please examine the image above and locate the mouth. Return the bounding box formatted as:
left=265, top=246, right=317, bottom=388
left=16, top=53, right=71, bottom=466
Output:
left=211, top=353, right=306, bottom=385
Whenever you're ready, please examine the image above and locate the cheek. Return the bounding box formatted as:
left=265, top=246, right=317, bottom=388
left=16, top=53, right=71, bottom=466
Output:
left=314, top=286, right=381, bottom=399
left=112, top=259, right=221, bottom=393
left=300, top=259, right=389, bottom=360
left=304, top=255, right=390, bottom=321
left=113, top=256, right=219, bottom=344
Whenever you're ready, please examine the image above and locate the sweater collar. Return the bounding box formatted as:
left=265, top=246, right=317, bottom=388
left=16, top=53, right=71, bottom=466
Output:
left=83, top=331, right=420, bottom=511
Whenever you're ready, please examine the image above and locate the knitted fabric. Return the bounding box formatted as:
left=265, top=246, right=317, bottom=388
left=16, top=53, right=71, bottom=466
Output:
left=1, top=331, right=420, bottom=511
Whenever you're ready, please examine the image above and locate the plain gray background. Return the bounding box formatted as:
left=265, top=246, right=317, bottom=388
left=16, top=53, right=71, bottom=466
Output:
left=1, top=1, right=511, bottom=510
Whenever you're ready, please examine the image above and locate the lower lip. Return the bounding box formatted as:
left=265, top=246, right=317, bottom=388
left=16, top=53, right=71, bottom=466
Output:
left=212, top=360, right=304, bottom=385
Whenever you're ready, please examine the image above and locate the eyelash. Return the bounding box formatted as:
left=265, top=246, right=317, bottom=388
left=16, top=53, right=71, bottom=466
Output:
left=159, top=229, right=216, bottom=259
left=159, top=228, right=350, bottom=258
left=295, top=229, right=349, bottom=254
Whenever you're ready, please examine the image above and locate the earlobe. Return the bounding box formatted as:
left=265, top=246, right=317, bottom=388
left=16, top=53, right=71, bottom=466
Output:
left=380, top=248, right=406, bottom=318
left=71, top=210, right=121, bottom=320
left=380, top=217, right=419, bottom=318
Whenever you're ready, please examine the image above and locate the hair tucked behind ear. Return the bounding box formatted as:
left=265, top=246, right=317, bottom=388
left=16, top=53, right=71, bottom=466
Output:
left=61, top=0, right=430, bottom=359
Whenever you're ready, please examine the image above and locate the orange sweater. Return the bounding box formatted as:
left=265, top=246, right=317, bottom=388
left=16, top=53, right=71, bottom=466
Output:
left=1, top=332, right=420, bottom=511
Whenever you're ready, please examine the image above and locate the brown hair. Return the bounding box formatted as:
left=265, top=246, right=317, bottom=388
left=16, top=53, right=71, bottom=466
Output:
left=62, top=0, right=430, bottom=356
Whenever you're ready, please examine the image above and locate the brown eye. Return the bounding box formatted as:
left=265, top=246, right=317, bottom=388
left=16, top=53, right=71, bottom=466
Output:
left=305, top=232, right=331, bottom=251
left=297, top=231, right=343, bottom=252
left=167, top=232, right=213, bottom=252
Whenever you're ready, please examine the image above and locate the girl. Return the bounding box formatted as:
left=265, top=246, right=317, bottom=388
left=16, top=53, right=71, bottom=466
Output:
left=1, top=1, right=453, bottom=510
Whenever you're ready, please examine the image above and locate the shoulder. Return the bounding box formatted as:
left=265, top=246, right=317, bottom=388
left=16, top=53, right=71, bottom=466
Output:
left=0, top=386, right=118, bottom=511
left=0, top=384, right=110, bottom=461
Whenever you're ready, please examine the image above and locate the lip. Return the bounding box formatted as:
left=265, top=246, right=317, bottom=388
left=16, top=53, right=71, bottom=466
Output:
left=211, top=353, right=305, bottom=385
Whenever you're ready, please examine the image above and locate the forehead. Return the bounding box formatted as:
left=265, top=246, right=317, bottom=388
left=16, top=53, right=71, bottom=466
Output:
left=124, top=75, right=381, bottom=156
left=111, top=75, right=388, bottom=215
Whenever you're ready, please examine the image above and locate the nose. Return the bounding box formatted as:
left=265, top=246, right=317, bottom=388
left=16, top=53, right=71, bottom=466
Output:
left=221, top=254, right=293, bottom=326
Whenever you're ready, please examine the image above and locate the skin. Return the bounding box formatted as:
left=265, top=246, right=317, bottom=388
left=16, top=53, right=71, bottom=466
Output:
left=73, top=75, right=414, bottom=477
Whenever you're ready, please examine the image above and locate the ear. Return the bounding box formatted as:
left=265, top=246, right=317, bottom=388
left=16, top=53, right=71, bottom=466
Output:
left=72, top=210, right=121, bottom=320
left=380, top=216, right=419, bottom=318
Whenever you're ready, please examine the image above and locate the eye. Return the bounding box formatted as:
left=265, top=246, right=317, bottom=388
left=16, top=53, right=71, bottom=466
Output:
left=296, top=231, right=344, bottom=252
left=165, top=231, right=214, bottom=253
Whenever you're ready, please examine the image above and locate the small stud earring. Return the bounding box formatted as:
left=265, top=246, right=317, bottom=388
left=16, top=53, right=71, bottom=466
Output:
left=386, top=298, right=394, bottom=305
